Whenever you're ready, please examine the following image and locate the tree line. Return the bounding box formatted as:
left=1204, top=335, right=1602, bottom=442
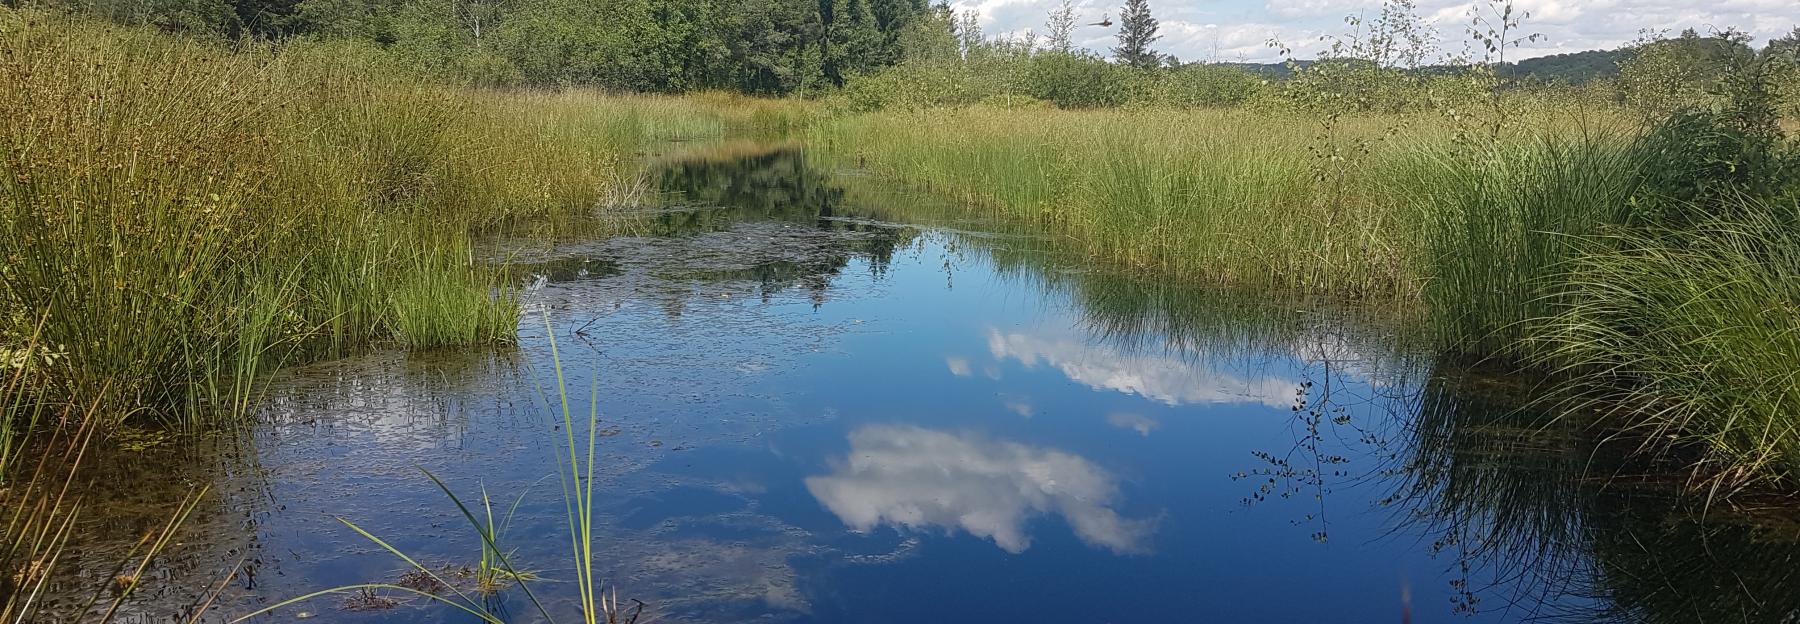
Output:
left=9, top=0, right=1800, bottom=107
left=17, top=0, right=938, bottom=93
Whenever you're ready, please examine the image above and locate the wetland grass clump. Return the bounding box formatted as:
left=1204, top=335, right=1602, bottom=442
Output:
left=1534, top=204, right=1800, bottom=486
left=389, top=250, right=521, bottom=351
left=810, top=106, right=1422, bottom=296
left=0, top=9, right=757, bottom=445
left=1388, top=132, right=1644, bottom=357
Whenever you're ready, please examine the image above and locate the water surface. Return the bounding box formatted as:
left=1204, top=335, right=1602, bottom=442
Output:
left=42, top=147, right=1800, bottom=624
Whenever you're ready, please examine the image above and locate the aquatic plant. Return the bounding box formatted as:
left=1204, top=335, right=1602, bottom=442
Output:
left=0, top=8, right=777, bottom=446
left=236, top=316, right=643, bottom=624
left=463, top=480, right=539, bottom=593
left=1534, top=201, right=1800, bottom=487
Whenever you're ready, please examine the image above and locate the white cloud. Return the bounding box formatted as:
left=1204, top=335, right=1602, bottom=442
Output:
left=986, top=328, right=1297, bottom=407
left=805, top=425, right=1154, bottom=554
left=1106, top=412, right=1161, bottom=436
left=951, top=0, right=1800, bottom=62
left=946, top=356, right=973, bottom=377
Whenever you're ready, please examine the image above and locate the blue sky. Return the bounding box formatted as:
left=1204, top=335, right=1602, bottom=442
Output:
left=950, top=0, right=1800, bottom=62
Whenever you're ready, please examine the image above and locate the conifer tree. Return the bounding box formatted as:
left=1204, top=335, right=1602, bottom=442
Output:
left=1111, top=0, right=1160, bottom=69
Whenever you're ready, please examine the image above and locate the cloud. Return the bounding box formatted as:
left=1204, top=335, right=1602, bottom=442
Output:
left=1106, top=412, right=1160, bottom=436
left=946, top=356, right=973, bottom=377
left=986, top=328, right=1297, bottom=407
left=950, top=0, right=1800, bottom=62
left=805, top=425, right=1154, bottom=554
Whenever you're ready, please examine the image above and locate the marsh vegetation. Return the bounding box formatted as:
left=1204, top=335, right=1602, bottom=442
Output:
left=4, top=0, right=1800, bottom=621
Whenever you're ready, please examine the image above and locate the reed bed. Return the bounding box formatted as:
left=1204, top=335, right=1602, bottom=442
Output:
left=1386, top=132, right=1645, bottom=356
left=0, top=9, right=770, bottom=449
left=814, top=103, right=1800, bottom=486
left=811, top=106, right=1449, bottom=297
left=1533, top=204, right=1800, bottom=487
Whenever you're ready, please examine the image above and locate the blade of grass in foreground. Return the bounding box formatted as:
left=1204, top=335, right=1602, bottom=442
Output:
left=237, top=312, right=635, bottom=623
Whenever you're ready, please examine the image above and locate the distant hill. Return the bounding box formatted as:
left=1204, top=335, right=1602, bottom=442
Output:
left=1214, top=60, right=1308, bottom=79
left=1499, top=49, right=1627, bottom=83
left=1205, top=46, right=1631, bottom=84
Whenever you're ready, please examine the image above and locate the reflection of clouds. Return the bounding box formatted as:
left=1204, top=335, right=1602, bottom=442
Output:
left=946, top=356, right=972, bottom=377
left=1002, top=395, right=1034, bottom=418
left=805, top=425, right=1152, bottom=554
left=603, top=482, right=833, bottom=620
left=633, top=540, right=808, bottom=612
left=1106, top=412, right=1159, bottom=437
left=986, top=329, right=1295, bottom=407
left=1288, top=329, right=1395, bottom=387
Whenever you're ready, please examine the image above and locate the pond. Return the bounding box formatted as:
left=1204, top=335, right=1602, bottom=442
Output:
left=38, top=147, right=1800, bottom=623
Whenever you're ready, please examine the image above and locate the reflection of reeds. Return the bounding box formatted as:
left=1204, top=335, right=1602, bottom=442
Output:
left=1387, top=363, right=1800, bottom=623
left=1384, top=368, right=1595, bottom=617
left=239, top=316, right=643, bottom=624
left=2, top=401, right=210, bottom=622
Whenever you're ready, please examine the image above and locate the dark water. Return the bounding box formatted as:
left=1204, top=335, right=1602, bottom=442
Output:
left=37, top=148, right=1800, bottom=623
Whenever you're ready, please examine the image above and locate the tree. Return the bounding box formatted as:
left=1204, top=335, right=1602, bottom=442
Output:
left=895, top=1, right=956, bottom=63
left=1619, top=28, right=1758, bottom=115
left=1765, top=27, right=1800, bottom=65
left=823, top=0, right=883, bottom=85
left=1044, top=0, right=1075, bottom=54
left=1111, top=0, right=1159, bottom=69
left=953, top=8, right=981, bottom=58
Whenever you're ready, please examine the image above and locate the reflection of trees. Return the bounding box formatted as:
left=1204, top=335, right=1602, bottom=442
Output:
left=638, top=147, right=915, bottom=306
left=654, top=147, right=845, bottom=227
left=511, top=146, right=919, bottom=317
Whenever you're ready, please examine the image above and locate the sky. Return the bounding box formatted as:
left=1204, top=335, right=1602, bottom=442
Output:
left=949, top=0, right=1800, bottom=63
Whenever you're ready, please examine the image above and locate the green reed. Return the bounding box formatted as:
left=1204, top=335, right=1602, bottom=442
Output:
left=0, top=9, right=765, bottom=449
left=1532, top=202, right=1800, bottom=487
left=1386, top=130, right=1644, bottom=358
left=809, top=106, right=1437, bottom=297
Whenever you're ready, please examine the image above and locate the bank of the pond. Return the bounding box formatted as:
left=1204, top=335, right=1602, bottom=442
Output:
left=0, top=9, right=819, bottom=458
left=808, top=106, right=1800, bottom=488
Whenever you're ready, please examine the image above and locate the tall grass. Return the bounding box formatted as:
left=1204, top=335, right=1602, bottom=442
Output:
left=810, top=106, right=1428, bottom=296
left=1533, top=203, right=1800, bottom=486
left=0, top=9, right=771, bottom=449
left=1388, top=132, right=1644, bottom=357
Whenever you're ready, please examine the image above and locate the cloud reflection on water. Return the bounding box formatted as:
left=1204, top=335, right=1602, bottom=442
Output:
left=805, top=425, right=1152, bottom=554
left=1106, top=412, right=1160, bottom=437
left=985, top=329, right=1296, bottom=407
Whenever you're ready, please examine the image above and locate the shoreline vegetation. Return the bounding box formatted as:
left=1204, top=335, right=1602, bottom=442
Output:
left=4, top=0, right=1800, bottom=619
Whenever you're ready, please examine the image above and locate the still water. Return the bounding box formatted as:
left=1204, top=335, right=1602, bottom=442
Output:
left=44, top=148, right=1800, bottom=623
